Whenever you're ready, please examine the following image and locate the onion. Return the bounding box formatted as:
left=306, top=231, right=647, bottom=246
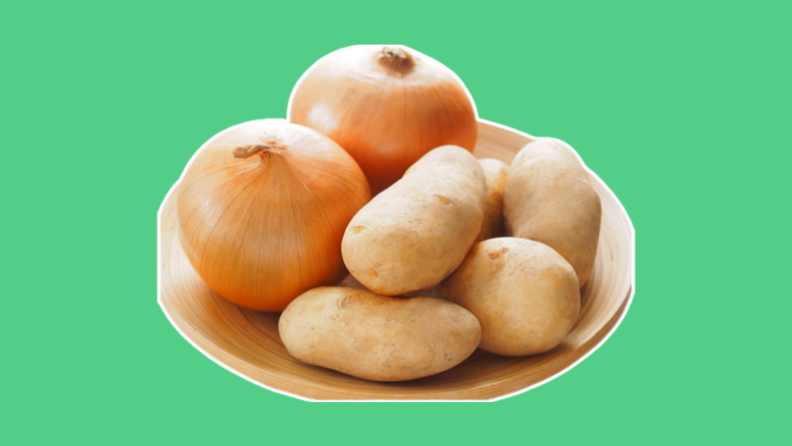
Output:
left=177, top=119, right=371, bottom=311
left=288, top=45, right=478, bottom=194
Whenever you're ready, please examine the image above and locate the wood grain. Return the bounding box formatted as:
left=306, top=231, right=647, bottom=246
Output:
left=158, top=120, right=635, bottom=401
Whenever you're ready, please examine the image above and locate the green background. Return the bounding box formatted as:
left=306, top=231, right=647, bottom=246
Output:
left=3, top=0, right=789, bottom=444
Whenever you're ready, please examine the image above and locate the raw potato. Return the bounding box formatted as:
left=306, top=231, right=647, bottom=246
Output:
left=279, top=287, right=482, bottom=382
left=342, top=145, right=487, bottom=295
left=476, top=158, right=509, bottom=242
left=504, top=138, right=601, bottom=286
left=442, top=238, right=580, bottom=356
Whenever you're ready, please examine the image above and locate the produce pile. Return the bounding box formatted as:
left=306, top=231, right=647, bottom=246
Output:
left=176, top=45, right=602, bottom=382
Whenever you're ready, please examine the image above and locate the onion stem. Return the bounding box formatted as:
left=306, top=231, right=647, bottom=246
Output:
left=233, top=144, right=287, bottom=159
left=378, top=46, right=414, bottom=75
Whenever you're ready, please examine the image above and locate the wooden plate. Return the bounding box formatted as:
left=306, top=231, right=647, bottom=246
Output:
left=158, top=120, right=635, bottom=401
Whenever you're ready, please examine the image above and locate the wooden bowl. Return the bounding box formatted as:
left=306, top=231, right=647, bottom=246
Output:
left=158, top=120, right=635, bottom=401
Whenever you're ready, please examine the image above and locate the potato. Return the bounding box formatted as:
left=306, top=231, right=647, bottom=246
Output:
left=504, top=138, right=601, bottom=286
left=342, top=145, right=487, bottom=295
left=279, top=287, right=482, bottom=382
left=476, top=158, right=509, bottom=242
left=442, top=238, right=580, bottom=356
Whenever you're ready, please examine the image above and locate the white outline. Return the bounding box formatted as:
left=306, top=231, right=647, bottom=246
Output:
left=157, top=45, right=635, bottom=402
left=157, top=119, right=635, bottom=403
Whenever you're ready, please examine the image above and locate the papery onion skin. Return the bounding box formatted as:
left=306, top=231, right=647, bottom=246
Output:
left=177, top=119, right=371, bottom=312
left=288, top=45, right=478, bottom=194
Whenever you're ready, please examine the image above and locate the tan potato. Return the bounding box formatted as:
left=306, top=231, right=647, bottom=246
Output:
left=504, top=138, right=601, bottom=286
left=476, top=158, right=509, bottom=242
left=398, top=158, right=507, bottom=299
left=342, top=145, right=487, bottom=295
left=279, top=287, right=482, bottom=382
left=442, top=238, right=580, bottom=356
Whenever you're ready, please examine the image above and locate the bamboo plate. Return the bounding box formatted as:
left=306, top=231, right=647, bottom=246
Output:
left=158, top=119, right=635, bottom=401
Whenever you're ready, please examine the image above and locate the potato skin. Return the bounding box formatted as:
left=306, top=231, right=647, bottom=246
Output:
left=504, top=138, right=601, bottom=286
left=342, top=145, right=486, bottom=295
left=476, top=158, right=509, bottom=242
left=443, top=238, right=580, bottom=356
left=278, top=287, right=482, bottom=382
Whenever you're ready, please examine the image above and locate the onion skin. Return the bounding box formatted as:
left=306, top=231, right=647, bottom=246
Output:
left=288, top=45, right=478, bottom=194
left=176, top=119, right=371, bottom=312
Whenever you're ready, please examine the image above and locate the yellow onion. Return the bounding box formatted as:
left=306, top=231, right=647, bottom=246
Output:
left=177, top=119, right=371, bottom=311
left=288, top=45, right=478, bottom=194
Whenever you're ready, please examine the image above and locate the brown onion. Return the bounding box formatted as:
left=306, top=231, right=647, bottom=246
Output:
left=288, top=45, right=478, bottom=194
left=177, top=119, right=371, bottom=311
